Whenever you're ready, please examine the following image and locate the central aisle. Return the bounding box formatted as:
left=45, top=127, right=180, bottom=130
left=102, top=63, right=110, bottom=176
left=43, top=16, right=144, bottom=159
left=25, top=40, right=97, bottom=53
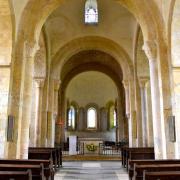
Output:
left=55, top=161, right=128, bottom=180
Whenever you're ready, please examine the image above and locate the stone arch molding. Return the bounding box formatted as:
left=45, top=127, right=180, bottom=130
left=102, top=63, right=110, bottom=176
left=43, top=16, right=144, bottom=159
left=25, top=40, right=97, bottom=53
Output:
left=168, top=0, right=180, bottom=158
left=50, top=36, right=133, bottom=81
left=8, top=0, right=171, bottom=159
left=15, top=0, right=166, bottom=80
left=14, top=0, right=166, bottom=90
left=17, top=0, right=163, bottom=44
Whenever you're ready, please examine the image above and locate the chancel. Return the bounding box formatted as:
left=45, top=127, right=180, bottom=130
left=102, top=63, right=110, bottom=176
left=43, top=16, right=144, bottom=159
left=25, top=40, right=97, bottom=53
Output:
left=0, top=0, right=180, bottom=179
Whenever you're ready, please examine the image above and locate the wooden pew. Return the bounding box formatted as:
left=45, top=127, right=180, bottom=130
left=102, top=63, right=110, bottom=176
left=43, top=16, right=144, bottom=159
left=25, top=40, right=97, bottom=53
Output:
left=29, top=148, right=58, bottom=170
left=125, top=148, right=154, bottom=170
left=29, top=147, right=62, bottom=167
left=129, top=159, right=180, bottom=180
left=143, top=171, right=180, bottom=180
left=123, top=147, right=154, bottom=166
left=0, top=170, right=32, bottom=180
left=28, top=151, right=56, bottom=172
left=133, top=164, right=180, bottom=180
left=0, top=164, right=44, bottom=180
left=0, top=159, right=54, bottom=180
left=127, top=151, right=155, bottom=170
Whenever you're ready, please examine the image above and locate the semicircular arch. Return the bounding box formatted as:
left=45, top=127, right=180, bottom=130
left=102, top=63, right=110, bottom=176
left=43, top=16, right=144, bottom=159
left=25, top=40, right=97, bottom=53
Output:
left=51, top=36, right=133, bottom=81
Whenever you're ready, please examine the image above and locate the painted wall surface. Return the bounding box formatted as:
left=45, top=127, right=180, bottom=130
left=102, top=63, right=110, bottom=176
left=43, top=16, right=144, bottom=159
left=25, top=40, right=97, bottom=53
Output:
left=66, top=71, right=118, bottom=107
left=45, top=0, right=136, bottom=60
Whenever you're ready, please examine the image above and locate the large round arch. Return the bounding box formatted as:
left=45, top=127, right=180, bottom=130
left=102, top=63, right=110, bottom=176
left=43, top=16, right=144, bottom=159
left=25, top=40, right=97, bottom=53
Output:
left=0, top=0, right=14, bottom=158
left=168, top=0, right=180, bottom=158
left=56, top=50, right=126, bottom=143
left=50, top=36, right=133, bottom=81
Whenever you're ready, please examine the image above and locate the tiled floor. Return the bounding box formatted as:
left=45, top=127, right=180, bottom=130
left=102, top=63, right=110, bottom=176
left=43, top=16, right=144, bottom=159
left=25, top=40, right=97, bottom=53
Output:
left=55, top=161, right=128, bottom=180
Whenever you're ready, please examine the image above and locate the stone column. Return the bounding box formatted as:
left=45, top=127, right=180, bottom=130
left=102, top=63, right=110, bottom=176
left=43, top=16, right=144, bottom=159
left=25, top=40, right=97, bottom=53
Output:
left=55, top=80, right=61, bottom=143
left=123, top=80, right=130, bottom=117
left=54, top=80, right=60, bottom=114
left=40, top=79, right=49, bottom=147
left=19, top=42, right=39, bottom=158
left=143, top=41, right=166, bottom=159
left=47, top=80, right=60, bottom=147
left=146, top=81, right=154, bottom=147
left=34, top=78, right=44, bottom=147
left=7, top=40, right=39, bottom=159
left=139, top=77, right=149, bottom=147
left=123, top=80, right=136, bottom=147
left=117, top=96, right=124, bottom=141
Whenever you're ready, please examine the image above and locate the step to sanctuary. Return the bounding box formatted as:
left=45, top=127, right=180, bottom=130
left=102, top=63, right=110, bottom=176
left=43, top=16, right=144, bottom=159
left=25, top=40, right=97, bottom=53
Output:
left=63, top=155, right=121, bottom=161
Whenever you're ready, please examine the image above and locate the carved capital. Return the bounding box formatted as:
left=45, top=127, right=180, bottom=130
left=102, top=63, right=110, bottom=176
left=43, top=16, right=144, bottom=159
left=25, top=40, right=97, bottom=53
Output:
left=54, top=79, right=61, bottom=91
left=142, top=40, right=157, bottom=60
left=122, top=80, right=129, bottom=89
left=139, top=77, right=150, bottom=88
left=34, top=78, right=45, bottom=88
left=25, top=40, right=40, bottom=58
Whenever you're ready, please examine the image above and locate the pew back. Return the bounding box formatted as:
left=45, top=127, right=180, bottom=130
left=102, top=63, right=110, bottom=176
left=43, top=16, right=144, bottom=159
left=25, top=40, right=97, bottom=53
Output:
left=0, top=163, right=44, bottom=180
left=0, top=170, right=32, bottom=180
left=129, top=159, right=180, bottom=180
left=0, top=159, right=53, bottom=180
left=126, top=150, right=154, bottom=170
left=143, top=171, right=180, bottom=180
left=134, top=164, right=180, bottom=180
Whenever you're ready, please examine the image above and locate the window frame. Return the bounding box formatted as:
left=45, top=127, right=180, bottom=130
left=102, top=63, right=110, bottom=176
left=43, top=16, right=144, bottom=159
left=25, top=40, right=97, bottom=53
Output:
left=67, top=105, right=76, bottom=130
left=85, top=0, right=98, bottom=25
left=87, top=107, right=97, bottom=129
left=109, top=104, right=117, bottom=129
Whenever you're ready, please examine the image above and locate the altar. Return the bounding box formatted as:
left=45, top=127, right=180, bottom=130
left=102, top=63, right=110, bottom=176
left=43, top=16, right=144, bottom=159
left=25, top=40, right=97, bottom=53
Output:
left=79, top=138, right=104, bottom=154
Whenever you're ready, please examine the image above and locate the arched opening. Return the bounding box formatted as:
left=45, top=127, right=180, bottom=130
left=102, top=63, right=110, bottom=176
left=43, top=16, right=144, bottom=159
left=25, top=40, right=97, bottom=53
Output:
left=7, top=0, right=174, bottom=161
left=68, top=106, right=76, bottom=130
left=170, top=0, right=180, bottom=158
left=58, top=50, right=125, bottom=143
left=0, top=0, right=13, bottom=158
left=87, top=107, right=97, bottom=129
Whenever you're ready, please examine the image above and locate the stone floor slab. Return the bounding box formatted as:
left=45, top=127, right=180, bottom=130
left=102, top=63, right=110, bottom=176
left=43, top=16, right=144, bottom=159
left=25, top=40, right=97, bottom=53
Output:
left=55, top=161, right=128, bottom=180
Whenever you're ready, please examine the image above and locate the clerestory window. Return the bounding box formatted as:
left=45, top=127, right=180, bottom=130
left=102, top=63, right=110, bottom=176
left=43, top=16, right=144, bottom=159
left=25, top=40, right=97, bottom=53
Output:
left=85, top=0, right=98, bottom=24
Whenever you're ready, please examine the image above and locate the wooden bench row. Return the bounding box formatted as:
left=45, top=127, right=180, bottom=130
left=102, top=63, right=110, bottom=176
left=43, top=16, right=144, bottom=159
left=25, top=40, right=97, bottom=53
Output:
left=122, top=147, right=180, bottom=180
left=0, top=163, right=44, bottom=180
left=0, top=159, right=53, bottom=180
left=128, top=159, right=180, bottom=180
left=0, top=170, right=32, bottom=180
left=121, top=147, right=154, bottom=170
left=0, top=147, right=62, bottom=180
left=29, top=147, right=62, bottom=169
